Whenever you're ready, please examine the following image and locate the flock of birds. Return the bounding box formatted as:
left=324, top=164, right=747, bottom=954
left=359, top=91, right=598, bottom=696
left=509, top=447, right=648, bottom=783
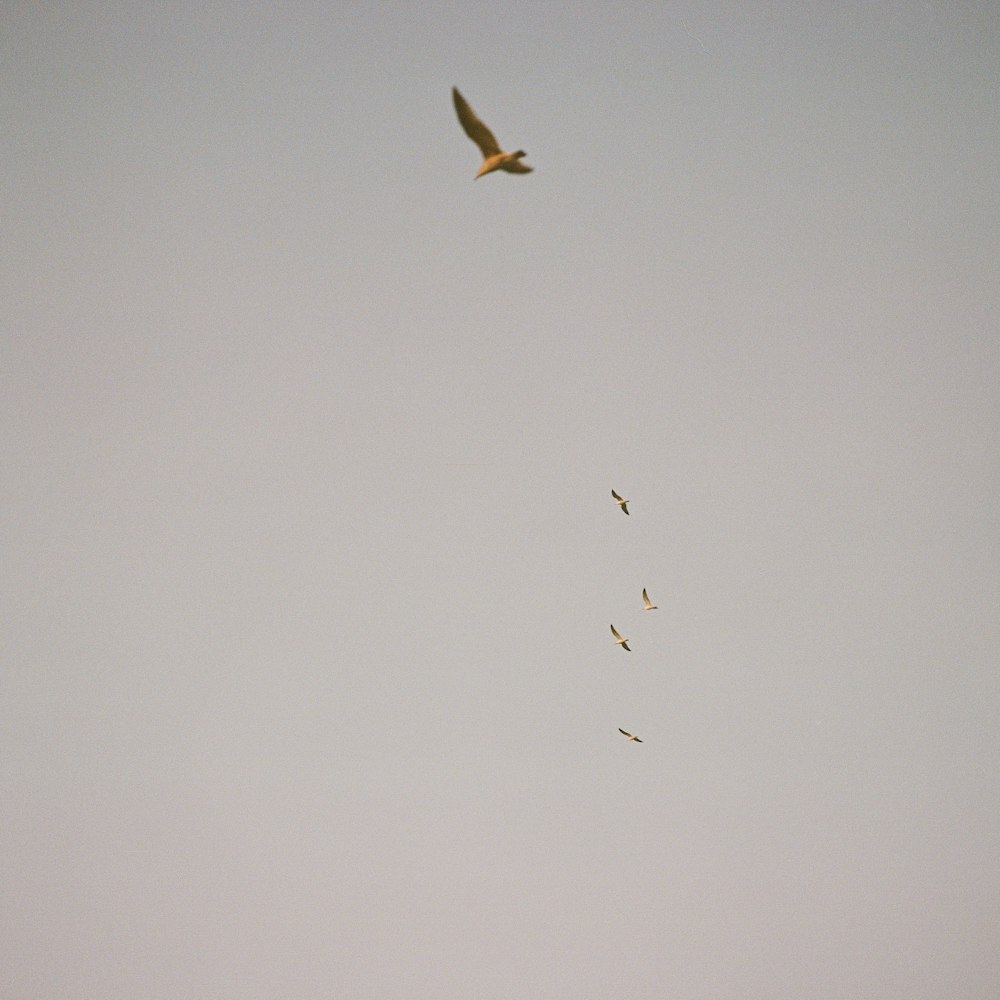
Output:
left=609, top=491, right=655, bottom=745
left=454, top=89, right=648, bottom=745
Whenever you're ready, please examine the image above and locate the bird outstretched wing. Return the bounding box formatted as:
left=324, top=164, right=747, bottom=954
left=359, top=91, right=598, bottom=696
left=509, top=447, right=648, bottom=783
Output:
left=453, top=87, right=502, bottom=158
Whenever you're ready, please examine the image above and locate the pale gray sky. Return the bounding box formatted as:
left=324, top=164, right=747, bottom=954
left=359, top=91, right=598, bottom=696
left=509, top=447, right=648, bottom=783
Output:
left=3, top=3, right=998, bottom=997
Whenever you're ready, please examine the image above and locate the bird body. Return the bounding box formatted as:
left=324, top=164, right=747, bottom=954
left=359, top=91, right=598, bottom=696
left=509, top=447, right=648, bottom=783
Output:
left=452, top=87, right=533, bottom=179
left=610, top=624, right=631, bottom=652
left=611, top=490, right=630, bottom=515
left=642, top=588, right=658, bottom=611
left=619, top=728, right=643, bottom=742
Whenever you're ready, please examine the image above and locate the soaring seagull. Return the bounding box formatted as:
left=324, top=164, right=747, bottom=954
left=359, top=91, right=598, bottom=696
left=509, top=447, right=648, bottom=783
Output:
left=452, top=87, right=533, bottom=179
left=610, top=624, right=631, bottom=652
left=642, top=588, right=658, bottom=611
left=619, top=728, right=643, bottom=743
left=611, top=490, right=630, bottom=515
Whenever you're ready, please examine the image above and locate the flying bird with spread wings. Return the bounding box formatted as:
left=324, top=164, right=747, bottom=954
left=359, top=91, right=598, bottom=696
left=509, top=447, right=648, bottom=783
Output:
left=642, top=588, right=658, bottom=611
left=611, top=489, right=631, bottom=515
left=452, top=87, right=533, bottom=179
left=619, top=728, right=643, bottom=743
left=610, top=624, right=631, bottom=652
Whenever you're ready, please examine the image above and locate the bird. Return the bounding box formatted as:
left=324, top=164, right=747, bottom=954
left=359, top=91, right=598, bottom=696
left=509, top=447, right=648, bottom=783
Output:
left=610, top=624, right=631, bottom=651
left=452, top=87, right=533, bottom=179
left=642, top=588, right=658, bottom=611
left=611, top=490, right=630, bottom=515
left=619, top=728, right=643, bottom=743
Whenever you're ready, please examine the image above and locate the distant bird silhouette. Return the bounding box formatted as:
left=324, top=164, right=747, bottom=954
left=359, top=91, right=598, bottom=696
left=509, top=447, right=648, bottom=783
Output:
left=452, top=87, right=533, bottom=179
left=619, top=728, right=643, bottom=742
left=611, top=490, right=630, bottom=515
left=610, top=624, right=631, bottom=652
left=642, top=588, right=658, bottom=611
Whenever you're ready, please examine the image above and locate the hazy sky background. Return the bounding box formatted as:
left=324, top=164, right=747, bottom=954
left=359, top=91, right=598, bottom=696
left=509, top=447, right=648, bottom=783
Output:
left=3, top=3, right=998, bottom=997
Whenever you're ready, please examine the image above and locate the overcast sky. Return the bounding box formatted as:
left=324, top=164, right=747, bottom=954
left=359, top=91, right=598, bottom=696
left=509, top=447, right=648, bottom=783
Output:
left=3, top=3, right=998, bottom=997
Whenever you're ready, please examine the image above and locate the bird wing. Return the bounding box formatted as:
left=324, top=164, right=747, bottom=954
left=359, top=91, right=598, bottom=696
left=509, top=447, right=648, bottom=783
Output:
left=622, top=641, right=631, bottom=651
left=503, top=160, right=533, bottom=174
left=621, top=502, right=629, bottom=515
left=619, top=729, right=632, bottom=737
left=634, top=737, right=643, bottom=742
left=611, top=625, right=622, bottom=640
left=612, top=490, right=623, bottom=502
left=452, top=87, right=502, bottom=158
left=642, top=589, right=650, bottom=605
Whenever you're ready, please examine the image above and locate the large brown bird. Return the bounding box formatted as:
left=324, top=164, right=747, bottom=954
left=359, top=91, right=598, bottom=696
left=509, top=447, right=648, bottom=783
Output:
left=452, top=87, right=533, bottom=179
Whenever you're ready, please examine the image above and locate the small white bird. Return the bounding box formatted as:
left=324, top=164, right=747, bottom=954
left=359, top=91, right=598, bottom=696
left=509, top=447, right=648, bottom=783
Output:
left=452, top=87, right=533, bottom=179
left=611, top=490, right=630, bottom=515
left=619, top=728, right=643, bottom=743
left=610, top=624, right=631, bottom=652
left=642, top=588, right=658, bottom=611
